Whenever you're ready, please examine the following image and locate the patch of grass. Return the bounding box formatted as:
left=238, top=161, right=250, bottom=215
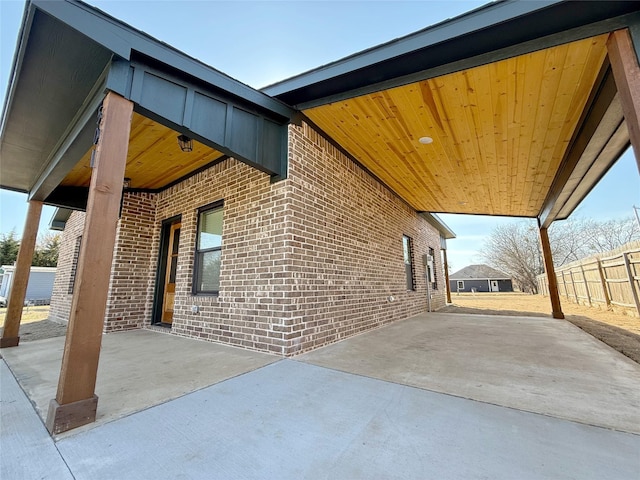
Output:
left=0, top=306, right=50, bottom=325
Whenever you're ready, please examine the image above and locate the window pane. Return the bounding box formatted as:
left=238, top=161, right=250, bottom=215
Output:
left=197, top=250, right=221, bottom=292
left=403, top=236, right=411, bottom=264
left=199, top=208, right=223, bottom=249
left=402, top=235, right=415, bottom=290
left=171, top=229, right=180, bottom=254
left=169, top=256, right=178, bottom=283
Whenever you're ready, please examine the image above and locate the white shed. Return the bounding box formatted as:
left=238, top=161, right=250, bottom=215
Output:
left=0, top=266, right=57, bottom=305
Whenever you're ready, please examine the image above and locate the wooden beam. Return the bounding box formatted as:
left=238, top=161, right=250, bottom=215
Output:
left=46, top=92, right=133, bottom=435
left=538, top=222, right=564, bottom=319
left=608, top=29, right=640, bottom=172
left=442, top=249, right=452, bottom=304
left=0, top=201, right=43, bottom=348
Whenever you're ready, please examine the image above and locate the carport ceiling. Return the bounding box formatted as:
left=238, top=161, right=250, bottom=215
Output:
left=304, top=34, right=614, bottom=217
left=265, top=0, right=639, bottom=225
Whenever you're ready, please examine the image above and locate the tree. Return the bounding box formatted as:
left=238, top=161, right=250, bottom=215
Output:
left=32, top=233, right=61, bottom=267
left=0, top=230, right=20, bottom=266
left=481, top=216, right=640, bottom=294
left=583, top=216, right=640, bottom=252
left=481, top=221, right=543, bottom=293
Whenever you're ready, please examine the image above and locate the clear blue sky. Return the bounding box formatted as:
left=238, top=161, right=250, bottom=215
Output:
left=1, top=0, right=638, bottom=270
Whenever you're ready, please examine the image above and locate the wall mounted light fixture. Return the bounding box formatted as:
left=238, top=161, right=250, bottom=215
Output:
left=177, top=134, right=193, bottom=152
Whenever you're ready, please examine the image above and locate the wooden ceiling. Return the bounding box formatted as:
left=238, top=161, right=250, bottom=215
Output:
left=61, top=112, right=224, bottom=190
left=304, top=35, right=610, bottom=217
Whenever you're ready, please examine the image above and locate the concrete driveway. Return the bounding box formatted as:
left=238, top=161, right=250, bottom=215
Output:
left=298, top=312, right=640, bottom=433
left=2, top=313, right=639, bottom=479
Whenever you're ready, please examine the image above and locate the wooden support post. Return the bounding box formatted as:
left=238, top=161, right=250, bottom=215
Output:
left=46, top=92, right=133, bottom=435
left=607, top=29, right=640, bottom=172
left=538, top=222, right=564, bottom=319
left=442, top=249, right=452, bottom=304
left=622, top=253, right=640, bottom=316
left=0, top=201, right=43, bottom=348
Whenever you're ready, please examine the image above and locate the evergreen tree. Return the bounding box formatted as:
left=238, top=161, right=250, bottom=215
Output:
left=0, top=230, right=20, bottom=266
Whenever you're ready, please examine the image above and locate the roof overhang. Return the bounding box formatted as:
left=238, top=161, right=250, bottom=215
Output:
left=49, top=207, right=73, bottom=231
left=265, top=0, right=640, bottom=227
left=1, top=0, right=294, bottom=208
left=419, top=213, right=456, bottom=240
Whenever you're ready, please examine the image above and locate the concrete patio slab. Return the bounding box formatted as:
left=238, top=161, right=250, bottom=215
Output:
left=1, top=329, right=278, bottom=437
left=0, top=361, right=73, bottom=480
left=297, top=312, right=640, bottom=433
left=54, top=360, right=640, bottom=480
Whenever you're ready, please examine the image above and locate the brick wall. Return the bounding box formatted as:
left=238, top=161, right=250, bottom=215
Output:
left=281, top=122, right=445, bottom=354
left=49, top=210, right=85, bottom=323
left=103, top=192, right=157, bottom=332
left=155, top=158, right=292, bottom=355
left=50, top=121, right=446, bottom=355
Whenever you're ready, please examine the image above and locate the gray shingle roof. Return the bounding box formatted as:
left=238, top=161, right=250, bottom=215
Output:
left=450, top=264, right=511, bottom=280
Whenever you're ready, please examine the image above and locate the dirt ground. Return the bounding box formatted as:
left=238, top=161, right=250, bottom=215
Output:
left=0, top=306, right=67, bottom=342
left=440, top=293, right=640, bottom=364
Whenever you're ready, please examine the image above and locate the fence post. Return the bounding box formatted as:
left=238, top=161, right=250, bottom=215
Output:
left=569, top=270, right=579, bottom=302
left=597, top=259, right=611, bottom=308
left=622, top=252, right=640, bottom=316
left=580, top=264, right=591, bottom=306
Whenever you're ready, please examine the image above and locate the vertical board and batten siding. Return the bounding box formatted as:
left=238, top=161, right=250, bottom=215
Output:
left=450, top=279, right=513, bottom=293
left=50, top=122, right=446, bottom=355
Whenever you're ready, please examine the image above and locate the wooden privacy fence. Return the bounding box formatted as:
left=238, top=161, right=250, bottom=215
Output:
left=537, top=244, right=640, bottom=317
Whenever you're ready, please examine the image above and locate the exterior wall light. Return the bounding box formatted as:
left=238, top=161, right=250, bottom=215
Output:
left=177, top=134, right=193, bottom=152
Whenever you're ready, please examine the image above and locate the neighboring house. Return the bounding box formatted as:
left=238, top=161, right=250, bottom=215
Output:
left=0, top=266, right=57, bottom=306
left=449, top=265, right=513, bottom=293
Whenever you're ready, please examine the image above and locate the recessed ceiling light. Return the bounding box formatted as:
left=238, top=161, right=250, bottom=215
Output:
left=419, top=136, right=433, bottom=144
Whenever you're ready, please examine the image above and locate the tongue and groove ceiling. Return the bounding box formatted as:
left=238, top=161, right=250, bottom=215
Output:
left=303, top=35, right=613, bottom=217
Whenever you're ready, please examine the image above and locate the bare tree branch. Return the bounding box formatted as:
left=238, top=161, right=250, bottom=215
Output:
left=481, top=216, right=639, bottom=294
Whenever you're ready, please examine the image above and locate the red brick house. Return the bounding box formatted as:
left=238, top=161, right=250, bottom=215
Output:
left=48, top=136, right=455, bottom=355
left=2, top=0, right=639, bottom=433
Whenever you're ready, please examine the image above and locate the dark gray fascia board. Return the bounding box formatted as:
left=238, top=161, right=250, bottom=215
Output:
left=29, top=71, right=108, bottom=202
left=263, top=1, right=640, bottom=108
left=419, top=213, right=456, bottom=240
left=555, top=127, right=629, bottom=221
left=49, top=207, right=73, bottom=231
left=32, top=0, right=294, bottom=120
left=106, top=58, right=289, bottom=179
left=537, top=61, right=626, bottom=228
